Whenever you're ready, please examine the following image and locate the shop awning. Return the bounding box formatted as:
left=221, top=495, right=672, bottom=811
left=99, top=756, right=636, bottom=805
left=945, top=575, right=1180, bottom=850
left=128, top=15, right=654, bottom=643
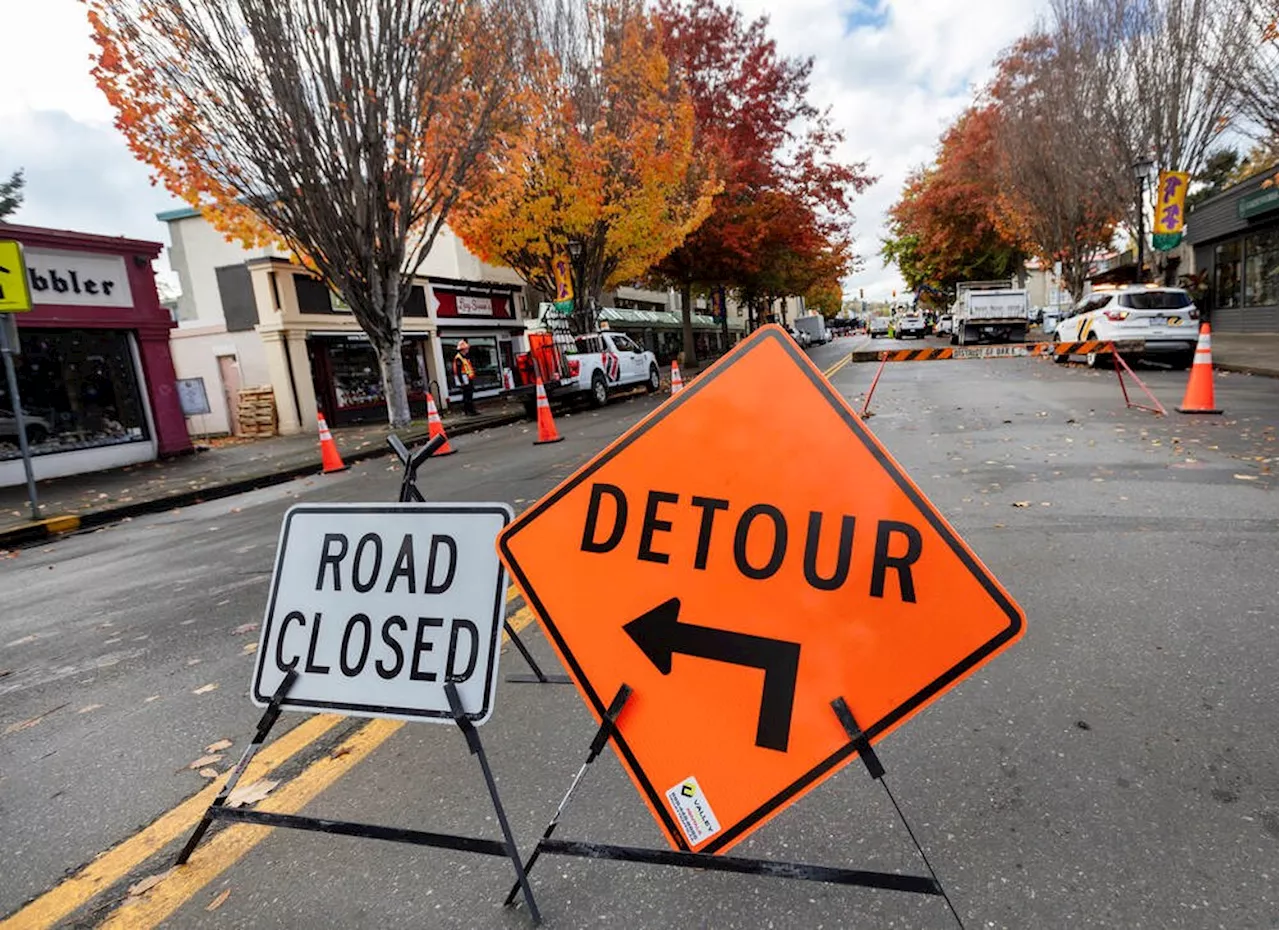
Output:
left=599, top=306, right=743, bottom=332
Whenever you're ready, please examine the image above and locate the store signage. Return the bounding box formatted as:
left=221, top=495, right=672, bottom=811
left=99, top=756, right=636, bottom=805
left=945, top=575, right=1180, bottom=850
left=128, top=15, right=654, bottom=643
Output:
left=23, top=248, right=134, bottom=309
left=456, top=295, right=494, bottom=316
left=499, top=325, right=1024, bottom=853
left=253, top=503, right=513, bottom=724
left=1239, top=187, right=1279, bottom=219
left=0, top=240, right=33, bottom=312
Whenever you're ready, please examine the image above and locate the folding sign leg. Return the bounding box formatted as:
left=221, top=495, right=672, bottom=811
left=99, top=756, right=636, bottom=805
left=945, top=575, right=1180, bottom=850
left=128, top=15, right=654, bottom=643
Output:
left=830, top=698, right=966, bottom=930
left=860, top=353, right=888, bottom=418
left=445, top=682, right=542, bottom=926
left=504, top=622, right=572, bottom=685
left=1112, top=352, right=1167, bottom=416
left=176, top=669, right=297, bottom=865
left=503, top=684, right=633, bottom=907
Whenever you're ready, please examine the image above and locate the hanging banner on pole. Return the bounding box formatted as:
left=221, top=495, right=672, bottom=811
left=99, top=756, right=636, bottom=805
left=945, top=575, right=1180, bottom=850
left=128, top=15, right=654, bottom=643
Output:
left=1152, top=170, right=1191, bottom=251
left=551, top=252, right=574, bottom=314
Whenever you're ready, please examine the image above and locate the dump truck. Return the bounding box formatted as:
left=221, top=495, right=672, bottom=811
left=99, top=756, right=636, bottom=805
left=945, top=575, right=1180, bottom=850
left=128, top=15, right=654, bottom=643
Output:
left=950, top=281, right=1029, bottom=346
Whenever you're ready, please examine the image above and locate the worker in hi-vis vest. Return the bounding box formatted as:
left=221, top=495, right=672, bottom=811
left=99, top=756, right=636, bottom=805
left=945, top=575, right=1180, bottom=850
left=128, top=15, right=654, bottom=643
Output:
left=452, top=339, right=478, bottom=416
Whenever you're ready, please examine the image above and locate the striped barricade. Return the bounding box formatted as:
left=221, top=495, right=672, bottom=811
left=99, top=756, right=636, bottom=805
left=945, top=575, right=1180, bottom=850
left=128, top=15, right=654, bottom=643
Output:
left=846, top=340, right=1145, bottom=364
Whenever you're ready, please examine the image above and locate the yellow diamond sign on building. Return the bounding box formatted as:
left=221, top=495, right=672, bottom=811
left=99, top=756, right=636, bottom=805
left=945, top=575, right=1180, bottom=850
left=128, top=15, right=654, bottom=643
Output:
left=0, top=240, right=33, bottom=312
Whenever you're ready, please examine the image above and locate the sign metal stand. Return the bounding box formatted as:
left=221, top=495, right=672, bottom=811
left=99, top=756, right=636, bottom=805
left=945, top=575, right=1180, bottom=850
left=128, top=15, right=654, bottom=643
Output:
left=176, top=669, right=543, bottom=925
left=387, top=433, right=570, bottom=686
left=503, top=683, right=964, bottom=929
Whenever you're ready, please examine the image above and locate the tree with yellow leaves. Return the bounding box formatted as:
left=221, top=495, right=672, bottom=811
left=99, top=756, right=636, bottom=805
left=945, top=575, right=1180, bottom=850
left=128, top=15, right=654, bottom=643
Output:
left=86, top=0, right=526, bottom=427
left=451, top=0, right=717, bottom=319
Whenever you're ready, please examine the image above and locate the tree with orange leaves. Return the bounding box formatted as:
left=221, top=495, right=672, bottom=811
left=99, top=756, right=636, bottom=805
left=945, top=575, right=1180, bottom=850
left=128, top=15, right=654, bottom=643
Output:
left=85, top=0, right=526, bottom=427
left=450, top=0, right=718, bottom=321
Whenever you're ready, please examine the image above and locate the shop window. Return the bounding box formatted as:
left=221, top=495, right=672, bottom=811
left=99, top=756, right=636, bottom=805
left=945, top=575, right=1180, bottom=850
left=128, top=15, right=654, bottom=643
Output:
left=1213, top=241, right=1242, bottom=309
left=441, top=335, right=501, bottom=393
left=325, top=339, right=428, bottom=411
left=1244, top=228, right=1278, bottom=308
left=1, top=329, right=149, bottom=461
left=405, top=286, right=429, bottom=318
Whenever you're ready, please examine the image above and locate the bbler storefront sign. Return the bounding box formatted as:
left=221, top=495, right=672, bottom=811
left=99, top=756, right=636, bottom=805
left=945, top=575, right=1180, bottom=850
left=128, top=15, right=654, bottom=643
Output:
left=24, top=248, right=135, bottom=309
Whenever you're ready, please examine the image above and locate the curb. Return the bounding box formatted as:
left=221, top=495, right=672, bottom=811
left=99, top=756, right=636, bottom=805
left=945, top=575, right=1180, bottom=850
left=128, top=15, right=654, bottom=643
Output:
left=1214, top=362, right=1279, bottom=378
left=0, top=412, right=525, bottom=550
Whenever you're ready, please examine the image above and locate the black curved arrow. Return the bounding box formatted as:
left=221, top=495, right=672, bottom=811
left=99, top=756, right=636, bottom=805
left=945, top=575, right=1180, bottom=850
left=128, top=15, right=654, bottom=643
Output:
left=623, top=597, right=801, bottom=752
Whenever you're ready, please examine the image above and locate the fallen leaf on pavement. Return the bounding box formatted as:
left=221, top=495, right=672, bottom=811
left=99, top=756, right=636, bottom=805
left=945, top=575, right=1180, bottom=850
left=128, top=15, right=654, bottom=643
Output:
left=189, top=754, right=224, bottom=769
left=78, top=704, right=103, bottom=714
left=232, top=623, right=258, bottom=635
left=192, top=683, right=219, bottom=695
left=198, top=768, right=219, bottom=778
left=205, top=738, right=233, bottom=753
left=330, top=747, right=352, bottom=760
left=1012, top=501, right=1030, bottom=508
left=207, top=889, right=232, bottom=911
left=145, top=695, right=161, bottom=703
left=128, top=870, right=172, bottom=897
left=227, top=779, right=279, bottom=808
left=1234, top=474, right=1259, bottom=481
left=4, top=704, right=70, bottom=735
left=242, top=642, right=258, bottom=654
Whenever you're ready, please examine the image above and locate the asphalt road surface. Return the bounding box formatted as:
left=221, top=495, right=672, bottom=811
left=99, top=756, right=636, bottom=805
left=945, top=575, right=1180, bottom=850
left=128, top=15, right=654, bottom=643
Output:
left=1, top=333, right=1275, bottom=929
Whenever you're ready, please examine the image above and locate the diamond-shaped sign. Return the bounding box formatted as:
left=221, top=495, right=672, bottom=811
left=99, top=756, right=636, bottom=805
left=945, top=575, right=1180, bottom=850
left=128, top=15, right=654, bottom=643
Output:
left=499, top=325, right=1023, bottom=854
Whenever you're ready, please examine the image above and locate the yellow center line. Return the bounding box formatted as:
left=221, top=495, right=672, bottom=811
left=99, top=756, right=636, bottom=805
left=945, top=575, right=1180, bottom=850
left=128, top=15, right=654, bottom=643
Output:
left=96, top=719, right=403, bottom=930
left=0, top=714, right=343, bottom=930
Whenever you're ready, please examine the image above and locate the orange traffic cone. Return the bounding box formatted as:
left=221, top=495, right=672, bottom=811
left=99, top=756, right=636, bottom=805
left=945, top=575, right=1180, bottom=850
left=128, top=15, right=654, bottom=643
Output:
left=670, top=360, right=684, bottom=395
left=317, top=413, right=348, bottom=473
left=1177, top=323, right=1222, bottom=415
left=424, top=393, right=456, bottom=455
left=533, top=377, right=563, bottom=444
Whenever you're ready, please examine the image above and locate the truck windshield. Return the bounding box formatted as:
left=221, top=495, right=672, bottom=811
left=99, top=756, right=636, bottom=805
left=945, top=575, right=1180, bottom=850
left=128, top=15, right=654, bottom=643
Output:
left=1119, top=291, right=1192, bottom=310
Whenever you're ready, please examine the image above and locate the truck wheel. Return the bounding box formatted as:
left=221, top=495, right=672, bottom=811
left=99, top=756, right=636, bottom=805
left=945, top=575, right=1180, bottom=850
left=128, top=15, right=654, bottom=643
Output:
left=589, top=372, right=609, bottom=408
left=646, top=364, right=660, bottom=393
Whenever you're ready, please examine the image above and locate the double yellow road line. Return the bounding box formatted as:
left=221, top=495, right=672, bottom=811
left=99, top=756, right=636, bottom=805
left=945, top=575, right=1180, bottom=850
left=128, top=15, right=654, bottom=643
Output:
left=2, top=595, right=538, bottom=930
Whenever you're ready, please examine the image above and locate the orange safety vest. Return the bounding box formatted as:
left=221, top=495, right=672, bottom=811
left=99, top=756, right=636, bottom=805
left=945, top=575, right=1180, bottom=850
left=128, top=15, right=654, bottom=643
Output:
left=454, top=353, right=475, bottom=382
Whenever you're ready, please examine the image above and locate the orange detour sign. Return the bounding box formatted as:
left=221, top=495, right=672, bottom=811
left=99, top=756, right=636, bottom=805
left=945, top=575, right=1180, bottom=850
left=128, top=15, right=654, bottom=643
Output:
left=498, top=325, right=1024, bottom=856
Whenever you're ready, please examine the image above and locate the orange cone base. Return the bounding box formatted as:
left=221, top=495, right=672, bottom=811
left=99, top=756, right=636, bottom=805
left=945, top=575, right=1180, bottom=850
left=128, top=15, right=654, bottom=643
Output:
left=534, top=434, right=565, bottom=445
left=322, top=462, right=350, bottom=473
left=1176, top=405, right=1222, bottom=415
left=430, top=444, right=457, bottom=456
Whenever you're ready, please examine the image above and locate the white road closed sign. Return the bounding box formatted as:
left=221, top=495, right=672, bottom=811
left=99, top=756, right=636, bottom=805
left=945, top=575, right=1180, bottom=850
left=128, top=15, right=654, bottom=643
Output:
left=252, top=503, right=513, bottom=724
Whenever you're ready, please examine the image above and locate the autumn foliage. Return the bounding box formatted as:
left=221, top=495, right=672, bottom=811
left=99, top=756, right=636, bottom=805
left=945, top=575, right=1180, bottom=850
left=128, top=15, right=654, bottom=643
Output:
left=451, top=1, right=718, bottom=310
left=881, top=106, right=1024, bottom=297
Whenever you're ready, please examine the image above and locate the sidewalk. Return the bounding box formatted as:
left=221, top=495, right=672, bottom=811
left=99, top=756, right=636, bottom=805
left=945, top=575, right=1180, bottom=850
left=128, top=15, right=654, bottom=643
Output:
left=1212, top=332, right=1278, bottom=377
left=0, top=403, right=524, bottom=549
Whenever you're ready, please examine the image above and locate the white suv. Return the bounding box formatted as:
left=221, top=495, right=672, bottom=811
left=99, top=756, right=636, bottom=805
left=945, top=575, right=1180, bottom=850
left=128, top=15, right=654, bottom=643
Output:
left=1054, top=286, right=1199, bottom=369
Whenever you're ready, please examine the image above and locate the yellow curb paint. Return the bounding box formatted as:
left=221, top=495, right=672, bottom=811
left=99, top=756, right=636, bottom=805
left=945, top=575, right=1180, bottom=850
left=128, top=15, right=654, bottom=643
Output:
left=503, top=604, right=535, bottom=639
left=95, top=719, right=402, bottom=930
left=0, top=714, right=342, bottom=930
left=41, top=515, right=81, bottom=536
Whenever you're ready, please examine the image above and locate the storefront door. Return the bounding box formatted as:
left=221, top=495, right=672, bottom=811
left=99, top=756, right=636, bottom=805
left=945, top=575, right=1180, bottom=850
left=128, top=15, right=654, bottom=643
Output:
left=217, top=355, right=242, bottom=436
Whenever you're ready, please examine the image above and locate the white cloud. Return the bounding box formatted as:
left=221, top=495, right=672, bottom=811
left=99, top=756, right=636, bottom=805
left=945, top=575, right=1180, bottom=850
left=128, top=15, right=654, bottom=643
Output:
left=2, top=0, right=1046, bottom=300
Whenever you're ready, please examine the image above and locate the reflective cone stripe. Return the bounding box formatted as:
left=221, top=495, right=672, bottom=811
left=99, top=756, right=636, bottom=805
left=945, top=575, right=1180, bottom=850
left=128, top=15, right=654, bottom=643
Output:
left=533, top=378, right=564, bottom=444
left=1177, top=323, right=1222, bottom=415
left=317, top=413, right=348, bottom=473
left=671, top=360, right=684, bottom=394
left=424, top=394, right=456, bottom=455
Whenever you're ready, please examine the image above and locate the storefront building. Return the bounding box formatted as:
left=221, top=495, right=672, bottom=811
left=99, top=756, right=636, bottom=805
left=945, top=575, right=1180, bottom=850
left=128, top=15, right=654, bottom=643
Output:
left=431, top=278, right=526, bottom=407
left=0, top=223, right=191, bottom=488
left=597, top=306, right=744, bottom=363
left=1187, top=171, right=1279, bottom=334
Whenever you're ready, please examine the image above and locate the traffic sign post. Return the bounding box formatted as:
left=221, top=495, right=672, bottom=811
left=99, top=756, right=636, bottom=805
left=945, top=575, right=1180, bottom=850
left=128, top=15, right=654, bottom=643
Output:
left=178, top=502, right=542, bottom=924
left=498, top=325, right=1024, bottom=920
left=387, top=433, right=570, bottom=686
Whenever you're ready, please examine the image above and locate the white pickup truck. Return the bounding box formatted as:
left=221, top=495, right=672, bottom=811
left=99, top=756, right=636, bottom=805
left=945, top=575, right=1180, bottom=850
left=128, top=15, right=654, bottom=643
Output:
left=513, top=312, right=661, bottom=415
left=950, top=282, right=1029, bottom=346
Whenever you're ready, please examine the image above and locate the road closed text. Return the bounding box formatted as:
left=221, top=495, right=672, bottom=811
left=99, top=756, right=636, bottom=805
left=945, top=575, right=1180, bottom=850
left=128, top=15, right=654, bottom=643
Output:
left=253, top=505, right=511, bottom=724
left=580, top=483, right=923, bottom=602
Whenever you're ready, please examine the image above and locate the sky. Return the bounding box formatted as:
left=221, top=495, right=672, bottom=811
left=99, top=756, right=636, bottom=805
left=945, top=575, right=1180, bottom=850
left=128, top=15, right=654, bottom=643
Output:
left=0, top=0, right=1045, bottom=301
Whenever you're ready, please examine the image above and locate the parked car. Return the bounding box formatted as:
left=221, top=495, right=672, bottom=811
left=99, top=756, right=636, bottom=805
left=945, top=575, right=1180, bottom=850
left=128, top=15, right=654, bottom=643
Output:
left=935, top=315, right=953, bottom=335
left=1040, top=307, right=1063, bottom=335
left=0, top=411, right=51, bottom=446
left=868, top=316, right=891, bottom=336
left=895, top=312, right=928, bottom=339
left=1053, top=286, right=1199, bottom=368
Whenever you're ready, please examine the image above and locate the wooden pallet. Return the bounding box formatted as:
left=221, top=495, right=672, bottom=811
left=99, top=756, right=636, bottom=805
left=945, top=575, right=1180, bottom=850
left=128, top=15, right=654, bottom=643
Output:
left=236, top=386, right=277, bottom=438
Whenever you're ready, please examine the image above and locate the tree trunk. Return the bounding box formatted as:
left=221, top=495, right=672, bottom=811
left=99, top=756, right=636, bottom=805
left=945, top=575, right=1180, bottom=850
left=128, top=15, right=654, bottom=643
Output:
left=375, top=331, right=412, bottom=428
left=680, top=282, right=696, bottom=367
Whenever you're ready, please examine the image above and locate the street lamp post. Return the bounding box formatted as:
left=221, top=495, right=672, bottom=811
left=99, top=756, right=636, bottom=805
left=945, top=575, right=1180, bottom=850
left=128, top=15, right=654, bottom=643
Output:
left=1132, top=156, right=1155, bottom=283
